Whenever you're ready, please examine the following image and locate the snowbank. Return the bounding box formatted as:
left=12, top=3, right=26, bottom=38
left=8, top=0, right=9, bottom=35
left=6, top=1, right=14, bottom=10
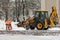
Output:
left=11, top=22, right=25, bottom=30
left=48, top=27, right=60, bottom=30
left=0, top=20, right=6, bottom=30
left=0, top=20, right=25, bottom=30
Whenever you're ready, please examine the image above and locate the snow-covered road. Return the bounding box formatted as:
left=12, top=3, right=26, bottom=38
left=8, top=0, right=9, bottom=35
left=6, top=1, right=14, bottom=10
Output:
left=0, top=35, right=60, bottom=40
left=0, top=20, right=60, bottom=40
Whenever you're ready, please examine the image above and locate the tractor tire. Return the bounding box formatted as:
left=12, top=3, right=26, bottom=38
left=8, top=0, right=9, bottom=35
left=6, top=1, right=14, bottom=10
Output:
left=43, top=26, right=49, bottom=30
left=26, top=25, right=30, bottom=30
left=30, top=25, right=35, bottom=30
left=36, top=23, right=43, bottom=30
left=43, top=27, right=48, bottom=30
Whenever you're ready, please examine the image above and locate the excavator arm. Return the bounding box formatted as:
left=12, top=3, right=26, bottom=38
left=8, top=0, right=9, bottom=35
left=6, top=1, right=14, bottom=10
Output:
left=50, top=5, right=59, bottom=26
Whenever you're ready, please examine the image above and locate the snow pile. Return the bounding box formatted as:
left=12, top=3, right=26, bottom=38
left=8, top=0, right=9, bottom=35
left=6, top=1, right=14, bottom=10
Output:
left=0, top=20, right=25, bottom=30
left=0, top=20, right=6, bottom=30
left=11, top=22, right=26, bottom=30
left=48, top=27, right=60, bottom=30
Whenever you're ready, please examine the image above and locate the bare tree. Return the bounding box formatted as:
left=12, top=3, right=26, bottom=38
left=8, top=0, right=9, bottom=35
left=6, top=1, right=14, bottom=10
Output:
left=0, top=0, right=41, bottom=22
left=2, top=0, right=9, bottom=21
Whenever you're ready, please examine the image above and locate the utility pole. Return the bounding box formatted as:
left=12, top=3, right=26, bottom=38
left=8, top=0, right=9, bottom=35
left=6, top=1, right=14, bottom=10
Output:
left=2, top=0, right=9, bottom=21
left=25, top=0, right=29, bottom=16
left=15, top=0, right=21, bottom=22
left=15, top=0, right=18, bottom=22
left=17, top=0, right=21, bottom=22
left=22, top=0, right=25, bottom=21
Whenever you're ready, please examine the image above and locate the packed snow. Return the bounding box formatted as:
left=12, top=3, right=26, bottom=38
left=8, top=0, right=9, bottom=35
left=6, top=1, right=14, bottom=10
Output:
left=0, top=35, right=60, bottom=40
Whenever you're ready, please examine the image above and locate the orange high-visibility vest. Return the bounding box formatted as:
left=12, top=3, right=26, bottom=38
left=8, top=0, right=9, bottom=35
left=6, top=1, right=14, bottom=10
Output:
left=6, top=20, right=12, bottom=25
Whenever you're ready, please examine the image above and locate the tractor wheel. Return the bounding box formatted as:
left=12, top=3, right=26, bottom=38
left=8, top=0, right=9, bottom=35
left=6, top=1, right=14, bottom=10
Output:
left=43, top=28, right=48, bottom=30
left=43, top=26, right=49, bottom=30
left=37, top=23, right=43, bottom=30
left=26, top=25, right=30, bottom=30
left=30, top=25, right=35, bottom=30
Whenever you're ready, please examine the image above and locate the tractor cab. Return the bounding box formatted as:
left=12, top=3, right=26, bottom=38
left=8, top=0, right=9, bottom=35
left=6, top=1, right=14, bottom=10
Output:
left=33, top=10, right=49, bottom=30
left=34, top=10, right=48, bottom=20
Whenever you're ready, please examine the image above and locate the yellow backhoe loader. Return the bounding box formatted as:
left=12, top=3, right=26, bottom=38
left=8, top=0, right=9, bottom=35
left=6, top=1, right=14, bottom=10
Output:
left=21, top=5, right=59, bottom=30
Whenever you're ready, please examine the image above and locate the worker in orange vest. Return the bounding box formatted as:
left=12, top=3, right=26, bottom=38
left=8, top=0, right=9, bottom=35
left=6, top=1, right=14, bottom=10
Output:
left=6, top=20, right=12, bottom=31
